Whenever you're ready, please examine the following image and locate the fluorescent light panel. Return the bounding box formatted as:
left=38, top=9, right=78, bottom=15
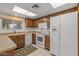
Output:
left=12, top=6, right=29, bottom=14
left=12, top=5, right=37, bottom=17
left=25, top=12, right=37, bottom=17
left=50, top=3, right=66, bottom=8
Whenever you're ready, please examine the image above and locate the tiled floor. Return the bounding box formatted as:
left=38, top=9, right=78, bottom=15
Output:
left=28, top=44, right=51, bottom=56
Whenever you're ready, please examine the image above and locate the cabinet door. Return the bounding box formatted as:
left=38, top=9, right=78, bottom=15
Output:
left=17, top=35, right=25, bottom=48
left=34, top=20, right=39, bottom=28
left=25, top=19, right=33, bottom=28
left=60, top=12, right=78, bottom=56
left=45, top=35, right=50, bottom=50
left=32, top=33, right=36, bottom=44
left=9, top=36, right=17, bottom=45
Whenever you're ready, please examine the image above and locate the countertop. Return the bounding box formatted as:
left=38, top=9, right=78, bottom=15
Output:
left=0, top=32, right=26, bottom=53
left=0, top=31, right=49, bottom=53
left=0, top=35, right=17, bottom=53
left=0, top=32, right=26, bottom=36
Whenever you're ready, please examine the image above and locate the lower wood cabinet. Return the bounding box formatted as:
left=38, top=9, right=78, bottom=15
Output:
left=17, top=35, right=25, bottom=48
left=45, top=35, right=50, bottom=50
left=9, top=35, right=25, bottom=49
left=0, top=49, right=16, bottom=56
left=32, top=33, right=36, bottom=44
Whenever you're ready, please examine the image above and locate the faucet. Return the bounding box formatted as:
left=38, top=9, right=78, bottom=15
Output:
left=13, top=30, right=16, bottom=34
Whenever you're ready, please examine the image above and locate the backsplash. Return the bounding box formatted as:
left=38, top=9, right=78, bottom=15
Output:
left=25, top=28, right=50, bottom=35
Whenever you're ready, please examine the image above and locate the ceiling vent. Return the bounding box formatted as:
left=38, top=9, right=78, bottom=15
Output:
left=32, top=4, right=39, bottom=9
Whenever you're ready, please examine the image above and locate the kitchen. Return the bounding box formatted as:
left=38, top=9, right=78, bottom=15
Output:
left=0, top=3, right=79, bottom=56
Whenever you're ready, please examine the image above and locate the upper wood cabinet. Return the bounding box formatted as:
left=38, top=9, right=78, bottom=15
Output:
left=25, top=18, right=34, bottom=28
left=33, top=19, right=39, bottom=28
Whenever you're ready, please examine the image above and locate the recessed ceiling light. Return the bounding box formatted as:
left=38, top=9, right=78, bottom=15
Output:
left=50, top=3, right=66, bottom=8
left=12, top=5, right=29, bottom=14
left=25, top=12, right=37, bottom=17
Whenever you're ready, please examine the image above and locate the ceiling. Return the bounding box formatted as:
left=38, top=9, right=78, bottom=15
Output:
left=0, top=3, right=77, bottom=19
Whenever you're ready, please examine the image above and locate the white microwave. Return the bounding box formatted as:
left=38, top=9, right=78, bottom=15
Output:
left=38, top=22, right=47, bottom=29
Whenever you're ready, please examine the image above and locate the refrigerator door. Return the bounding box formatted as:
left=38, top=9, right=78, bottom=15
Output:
left=60, top=12, right=78, bottom=56
left=50, top=16, right=60, bottom=56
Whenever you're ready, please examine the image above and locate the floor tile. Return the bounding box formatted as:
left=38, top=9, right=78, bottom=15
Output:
left=28, top=44, right=51, bottom=56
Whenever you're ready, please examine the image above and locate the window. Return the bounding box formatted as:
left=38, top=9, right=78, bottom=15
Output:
left=2, top=19, right=22, bottom=29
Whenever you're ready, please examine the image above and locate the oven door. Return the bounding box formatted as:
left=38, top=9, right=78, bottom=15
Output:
left=36, top=34, right=45, bottom=48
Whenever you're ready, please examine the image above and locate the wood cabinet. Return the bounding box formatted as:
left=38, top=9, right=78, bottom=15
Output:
left=25, top=18, right=34, bottom=28
left=45, top=35, right=50, bottom=50
left=17, top=35, right=25, bottom=48
left=9, top=35, right=17, bottom=45
left=32, top=33, right=36, bottom=44
left=9, top=35, right=25, bottom=49
left=0, top=49, right=16, bottom=56
left=33, top=20, right=38, bottom=28
left=33, top=18, right=43, bottom=28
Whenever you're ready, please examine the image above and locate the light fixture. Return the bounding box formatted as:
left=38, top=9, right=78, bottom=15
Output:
left=12, top=5, right=37, bottom=17
left=50, top=3, right=66, bottom=8
left=25, top=12, right=37, bottom=17
left=12, top=5, right=29, bottom=14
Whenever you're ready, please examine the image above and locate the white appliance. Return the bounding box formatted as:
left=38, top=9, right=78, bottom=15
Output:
left=38, top=22, right=47, bottom=28
left=36, top=33, right=45, bottom=48
left=0, top=18, right=2, bottom=30
left=25, top=33, right=32, bottom=46
left=50, top=16, right=60, bottom=56
left=50, top=12, right=78, bottom=56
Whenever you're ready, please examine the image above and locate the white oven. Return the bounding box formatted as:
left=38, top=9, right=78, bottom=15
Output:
left=36, top=33, right=45, bottom=48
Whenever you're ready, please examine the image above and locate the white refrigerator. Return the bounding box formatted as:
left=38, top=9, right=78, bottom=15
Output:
left=50, top=16, right=60, bottom=56
left=50, top=12, right=78, bottom=56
